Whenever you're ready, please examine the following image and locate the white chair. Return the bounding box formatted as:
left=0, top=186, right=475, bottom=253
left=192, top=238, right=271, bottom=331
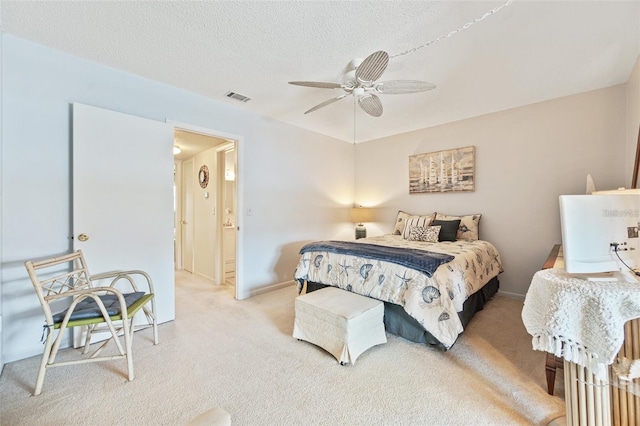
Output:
left=24, top=250, right=158, bottom=395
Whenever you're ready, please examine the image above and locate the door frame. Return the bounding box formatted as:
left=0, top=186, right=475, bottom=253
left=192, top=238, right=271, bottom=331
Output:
left=178, top=158, right=195, bottom=273
left=217, top=143, right=236, bottom=287
left=167, top=120, right=244, bottom=301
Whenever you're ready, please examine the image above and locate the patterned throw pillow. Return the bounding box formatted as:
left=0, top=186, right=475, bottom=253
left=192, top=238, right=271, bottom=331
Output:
left=401, top=213, right=436, bottom=239
left=435, top=213, right=482, bottom=241
left=392, top=211, right=412, bottom=235
left=407, top=225, right=441, bottom=243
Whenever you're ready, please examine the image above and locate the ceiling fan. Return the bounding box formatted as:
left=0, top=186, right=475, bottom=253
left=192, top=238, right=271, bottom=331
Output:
left=289, top=50, right=435, bottom=117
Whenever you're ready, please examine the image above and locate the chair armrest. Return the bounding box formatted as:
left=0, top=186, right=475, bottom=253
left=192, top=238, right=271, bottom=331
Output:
left=90, top=270, right=154, bottom=294
left=45, top=286, right=125, bottom=302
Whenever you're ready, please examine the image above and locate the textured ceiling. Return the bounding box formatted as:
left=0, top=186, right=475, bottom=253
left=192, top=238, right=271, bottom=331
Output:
left=1, top=1, right=639, bottom=143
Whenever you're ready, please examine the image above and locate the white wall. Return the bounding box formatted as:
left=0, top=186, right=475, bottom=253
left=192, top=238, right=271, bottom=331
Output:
left=626, top=56, right=640, bottom=186
left=355, top=85, right=628, bottom=298
left=0, top=34, right=354, bottom=363
left=0, top=27, right=4, bottom=372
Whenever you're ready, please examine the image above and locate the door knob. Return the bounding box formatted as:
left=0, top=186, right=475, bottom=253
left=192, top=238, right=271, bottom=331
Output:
left=181, top=221, right=187, bottom=225
left=78, top=233, right=89, bottom=242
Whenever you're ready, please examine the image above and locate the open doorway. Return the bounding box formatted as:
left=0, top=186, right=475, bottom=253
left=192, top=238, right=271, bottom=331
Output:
left=173, top=127, right=238, bottom=297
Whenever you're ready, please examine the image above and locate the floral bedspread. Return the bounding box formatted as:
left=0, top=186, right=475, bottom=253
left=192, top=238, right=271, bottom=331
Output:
left=293, top=234, right=503, bottom=349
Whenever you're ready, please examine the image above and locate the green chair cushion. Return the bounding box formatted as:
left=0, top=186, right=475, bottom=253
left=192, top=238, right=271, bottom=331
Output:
left=52, top=292, right=153, bottom=329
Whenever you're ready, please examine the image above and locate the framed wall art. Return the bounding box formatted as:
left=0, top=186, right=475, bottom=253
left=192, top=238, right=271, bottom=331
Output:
left=409, top=146, right=475, bottom=194
left=198, top=165, right=210, bottom=189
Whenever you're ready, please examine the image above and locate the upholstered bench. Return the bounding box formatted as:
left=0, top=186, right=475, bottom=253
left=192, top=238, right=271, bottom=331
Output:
left=293, top=286, right=386, bottom=365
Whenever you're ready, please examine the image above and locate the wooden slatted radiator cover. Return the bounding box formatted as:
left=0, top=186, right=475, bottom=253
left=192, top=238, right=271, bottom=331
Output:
left=564, top=318, right=640, bottom=426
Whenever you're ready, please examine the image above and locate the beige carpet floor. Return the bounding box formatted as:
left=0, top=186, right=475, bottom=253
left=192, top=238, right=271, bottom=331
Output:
left=0, top=271, right=566, bottom=425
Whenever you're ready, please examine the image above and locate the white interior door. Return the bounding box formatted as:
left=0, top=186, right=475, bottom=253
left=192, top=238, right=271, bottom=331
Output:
left=182, top=159, right=194, bottom=272
left=72, top=103, right=175, bottom=336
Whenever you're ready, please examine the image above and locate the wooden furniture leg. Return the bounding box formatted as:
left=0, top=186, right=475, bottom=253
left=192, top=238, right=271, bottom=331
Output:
left=546, top=352, right=557, bottom=395
left=542, top=244, right=564, bottom=395
left=545, top=352, right=565, bottom=395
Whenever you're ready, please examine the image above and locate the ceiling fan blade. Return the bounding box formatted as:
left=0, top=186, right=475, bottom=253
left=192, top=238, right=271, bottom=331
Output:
left=304, top=94, right=349, bottom=114
left=376, top=80, right=436, bottom=94
left=358, top=94, right=383, bottom=117
left=289, top=81, right=342, bottom=89
left=355, top=51, right=389, bottom=84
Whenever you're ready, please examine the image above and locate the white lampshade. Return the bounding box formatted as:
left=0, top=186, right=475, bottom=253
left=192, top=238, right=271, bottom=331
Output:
left=173, top=146, right=182, bottom=155
left=350, top=207, right=373, bottom=224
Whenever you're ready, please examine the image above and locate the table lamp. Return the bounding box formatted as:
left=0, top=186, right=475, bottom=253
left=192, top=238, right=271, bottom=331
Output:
left=350, top=207, right=373, bottom=239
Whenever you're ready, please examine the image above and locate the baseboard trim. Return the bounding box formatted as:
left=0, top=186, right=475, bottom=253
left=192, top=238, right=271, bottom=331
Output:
left=193, top=271, right=215, bottom=283
left=497, top=290, right=525, bottom=301
left=4, top=345, right=50, bottom=365
left=244, top=280, right=296, bottom=299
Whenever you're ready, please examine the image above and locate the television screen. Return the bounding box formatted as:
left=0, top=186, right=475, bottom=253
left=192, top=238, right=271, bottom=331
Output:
left=559, top=194, right=640, bottom=275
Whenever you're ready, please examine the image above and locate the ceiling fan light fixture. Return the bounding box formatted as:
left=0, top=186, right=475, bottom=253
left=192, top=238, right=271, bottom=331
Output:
left=289, top=50, right=433, bottom=117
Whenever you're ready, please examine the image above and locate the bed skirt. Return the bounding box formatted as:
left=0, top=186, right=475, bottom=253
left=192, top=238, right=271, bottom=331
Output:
left=304, top=276, right=499, bottom=350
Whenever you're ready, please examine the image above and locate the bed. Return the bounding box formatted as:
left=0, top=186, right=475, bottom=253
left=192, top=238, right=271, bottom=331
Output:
left=293, top=211, right=503, bottom=350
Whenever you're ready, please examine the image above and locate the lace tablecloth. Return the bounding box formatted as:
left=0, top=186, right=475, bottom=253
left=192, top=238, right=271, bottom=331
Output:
left=522, top=268, right=640, bottom=379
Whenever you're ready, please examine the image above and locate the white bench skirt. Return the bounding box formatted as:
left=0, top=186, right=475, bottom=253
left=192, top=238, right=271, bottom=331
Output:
left=293, top=287, right=387, bottom=364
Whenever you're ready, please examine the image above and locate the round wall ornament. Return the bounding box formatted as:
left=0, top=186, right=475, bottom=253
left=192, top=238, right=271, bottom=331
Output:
left=198, top=165, right=209, bottom=189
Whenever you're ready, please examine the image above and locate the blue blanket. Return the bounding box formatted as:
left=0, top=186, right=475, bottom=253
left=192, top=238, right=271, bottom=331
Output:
left=299, top=240, right=454, bottom=278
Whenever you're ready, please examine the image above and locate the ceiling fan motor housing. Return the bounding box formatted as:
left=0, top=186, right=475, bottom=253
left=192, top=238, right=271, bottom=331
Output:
left=342, top=70, right=357, bottom=86
left=348, top=58, right=364, bottom=71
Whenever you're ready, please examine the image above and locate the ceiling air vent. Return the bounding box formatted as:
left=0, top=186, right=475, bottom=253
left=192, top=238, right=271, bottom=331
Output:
left=224, top=91, right=251, bottom=103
